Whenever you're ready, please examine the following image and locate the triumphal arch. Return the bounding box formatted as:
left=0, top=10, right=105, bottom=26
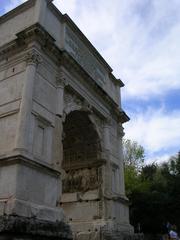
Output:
left=0, top=0, right=135, bottom=239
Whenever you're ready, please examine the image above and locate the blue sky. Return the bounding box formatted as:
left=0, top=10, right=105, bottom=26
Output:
left=1, top=0, right=180, bottom=164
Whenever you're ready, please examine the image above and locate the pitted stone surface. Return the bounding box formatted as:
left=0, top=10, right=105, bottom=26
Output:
left=0, top=216, right=72, bottom=239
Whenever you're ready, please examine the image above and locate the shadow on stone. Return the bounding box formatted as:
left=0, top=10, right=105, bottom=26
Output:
left=0, top=215, right=72, bottom=240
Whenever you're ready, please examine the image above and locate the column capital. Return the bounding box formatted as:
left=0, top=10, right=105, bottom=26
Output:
left=25, top=49, right=42, bottom=66
left=56, top=71, right=68, bottom=88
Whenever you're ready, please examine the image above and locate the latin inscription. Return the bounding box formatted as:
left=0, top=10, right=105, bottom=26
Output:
left=65, top=26, right=107, bottom=86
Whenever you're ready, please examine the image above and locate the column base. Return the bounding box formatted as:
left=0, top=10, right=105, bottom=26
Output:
left=0, top=215, right=72, bottom=240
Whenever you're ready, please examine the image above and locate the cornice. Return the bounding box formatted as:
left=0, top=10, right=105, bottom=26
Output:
left=110, top=74, right=124, bottom=87
left=60, top=51, right=118, bottom=107
left=116, top=109, right=130, bottom=124
left=0, top=154, right=60, bottom=177
left=48, top=3, right=125, bottom=87
left=0, top=23, right=61, bottom=63
left=104, top=194, right=130, bottom=205
left=62, top=14, right=113, bottom=73
left=0, top=23, right=129, bottom=124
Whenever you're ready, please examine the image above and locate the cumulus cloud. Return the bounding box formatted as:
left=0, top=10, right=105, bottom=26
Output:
left=124, top=107, right=180, bottom=159
left=146, top=154, right=172, bottom=165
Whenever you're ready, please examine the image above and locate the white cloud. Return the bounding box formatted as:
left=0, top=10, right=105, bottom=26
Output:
left=124, top=107, right=180, bottom=161
left=146, top=154, right=171, bottom=165
left=53, top=0, right=77, bottom=17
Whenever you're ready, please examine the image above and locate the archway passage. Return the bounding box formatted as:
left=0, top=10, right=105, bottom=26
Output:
left=62, top=111, right=102, bottom=194
left=61, top=110, right=104, bottom=224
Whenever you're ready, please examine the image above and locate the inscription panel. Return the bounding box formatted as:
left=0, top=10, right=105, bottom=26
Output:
left=65, top=26, right=107, bottom=86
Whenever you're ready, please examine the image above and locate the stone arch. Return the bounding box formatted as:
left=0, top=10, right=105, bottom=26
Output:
left=62, top=110, right=102, bottom=194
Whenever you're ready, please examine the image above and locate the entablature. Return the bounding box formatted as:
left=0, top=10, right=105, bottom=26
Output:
left=0, top=22, right=129, bottom=124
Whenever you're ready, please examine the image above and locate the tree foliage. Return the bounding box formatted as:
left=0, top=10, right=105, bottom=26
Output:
left=125, top=150, right=180, bottom=234
left=123, top=139, right=145, bottom=171
left=123, top=139, right=145, bottom=195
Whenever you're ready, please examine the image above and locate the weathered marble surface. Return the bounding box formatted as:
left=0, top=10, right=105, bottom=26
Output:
left=0, top=215, right=72, bottom=239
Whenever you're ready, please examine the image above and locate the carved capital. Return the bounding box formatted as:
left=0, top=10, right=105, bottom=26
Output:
left=26, top=50, right=42, bottom=66
left=56, top=71, right=68, bottom=88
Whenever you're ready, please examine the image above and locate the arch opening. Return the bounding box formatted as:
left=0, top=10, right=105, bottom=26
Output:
left=62, top=110, right=102, bottom=194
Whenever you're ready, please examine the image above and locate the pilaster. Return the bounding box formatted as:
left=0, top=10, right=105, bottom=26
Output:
left=103, top=118, right=112, bottom=200
left=117, top=124, right=126, bottom=196
left=56, top=69, right=69, bottom=117
left=15, top=49, right=42, bottom=154
left=52, top=69, right=69, bottom=170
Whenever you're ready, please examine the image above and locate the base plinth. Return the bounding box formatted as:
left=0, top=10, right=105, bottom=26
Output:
left=74, top=231, right=144, bottom=240
left=70, top=221, right=143, bottom=240
left=0, top=215, right=72, bottom=240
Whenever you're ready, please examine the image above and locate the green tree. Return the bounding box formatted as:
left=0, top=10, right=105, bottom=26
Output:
left=123, top=139, right=145, bottom=196
left=128, top=151, right=180, bottom=234
left=169, top=152, right=180, bottom=175
left=123, top=139, right=145, bottom=172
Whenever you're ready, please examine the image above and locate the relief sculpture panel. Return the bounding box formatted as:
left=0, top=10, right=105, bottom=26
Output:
left=63, top=167, right=101, bottom=193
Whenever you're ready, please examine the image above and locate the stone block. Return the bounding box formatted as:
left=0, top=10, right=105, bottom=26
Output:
left=61, top=193, right=78, bottom=203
